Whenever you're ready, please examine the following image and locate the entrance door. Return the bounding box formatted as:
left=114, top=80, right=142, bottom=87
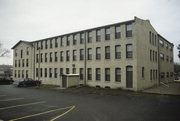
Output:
left=62, top=75, right=67, bottom=88
left=126, top=66, right=133, bottom=88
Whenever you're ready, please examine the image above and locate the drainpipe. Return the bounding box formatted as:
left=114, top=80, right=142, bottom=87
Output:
left=84, top=32, right=87, bottom=86
left=157, top=36, right=160, bottom=86
left=33, top=43, right=35, bottom=80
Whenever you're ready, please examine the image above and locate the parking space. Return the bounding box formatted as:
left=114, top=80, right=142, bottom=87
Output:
left=0, top=94, right=75, bottom=121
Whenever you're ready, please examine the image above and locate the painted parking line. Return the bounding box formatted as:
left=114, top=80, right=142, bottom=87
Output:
left=0, top=95, right=6, bottom=97
left=0, top=98, right=24, bottom=102
left=50, top=105, right=75, bottom=121
left=9, top=105, right=75, bottom=121
left=0, top=101, right=46, bottom=110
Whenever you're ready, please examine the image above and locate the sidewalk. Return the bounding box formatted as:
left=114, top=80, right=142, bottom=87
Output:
left=143, top=82, right=180, bottom=96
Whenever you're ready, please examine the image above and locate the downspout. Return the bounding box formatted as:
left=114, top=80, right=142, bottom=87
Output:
left=33, top=43, right=35, bottom=80
left=157, top=36, right=160, bottom=86
left=84, top=32, right=87, bottom=86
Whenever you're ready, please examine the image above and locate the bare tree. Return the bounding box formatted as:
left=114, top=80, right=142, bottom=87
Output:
left=0, top=42, right=10, bottom=57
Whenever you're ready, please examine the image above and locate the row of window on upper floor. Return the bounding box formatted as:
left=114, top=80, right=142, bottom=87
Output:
left=15, top=59, right=29, bottom=68
left=35, top=44, right=133, bottom=63
left=159, top=53, right=173, bottom=62
left=159, top=39, right=173, bottom=51
left=35, top=24, right=133, bottom=50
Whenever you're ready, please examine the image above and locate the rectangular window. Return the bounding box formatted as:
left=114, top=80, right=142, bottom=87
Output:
left=67, top=36, right=70, bottom=46
left=170, top=57, right=173, bottom=62
left=26, top=59, right=29, bottom=67
left=55, top=38, right=58, bottom=48
left=142, top=67, right=144, bottom=79
left=166, top=56, right=169, bottom=62
left=60, top=68, right=63, bottom=75
left=66, top=68, right=69, bottom=74
left=45, top=40, right=48, bottom=49
left=18, top=70, right=20, bottom=78
left=49, top=68, right=52, bottom=78
left=55, top=52, right=58, bottom=62
left=96, top=29, right=101, bottom=42
left=80, top=49, right=84, bottom=60
left=96, top=47, right=101, bottom=60
left=115, top=45, right=121, bottom=59
left=73, top=50, right=77, bottom=61
left=50, top=39, right=52, bottom=48
left=26, top=70, right=28, bottom=78
left=87, top=68, right=92, bottom=80
left=45, top=53, right=47, bottom=62
left=19, top=60, right=21, bottom=67
left=36, top=68, right=38, bottom=77
left=126, top=24, right=132, bottom=37
left=105, top=68, right=110, bottom=81
left=88, top=31, right=92, bottom=43
left=72, top=68, right=76, bottom=74
left=54, top=68, right=57, bottom=78
left=80, top=33, right=84, bottom=44
left=26, top=47, right=29, bottom=55
left=115, top=68, right=121, bottom=82
left=73, top=34, right=77, bottom=45
left=80, top=68, right=83, bottom=80
left=40, top=68, right=43, bottom=77
left=115, top=25, right=121, bottom=39
left=105, top=46, right=110, bottom=59
left=96, top=68, right=101, bottom=81
left=155, top=52, right=157, bottom=62
left=36, top=54, right=39, bottom=63
left=159, top=40, right=164, bottom=47
left=41, top=53, right=43, bottom=62
left=14, top=70, right=17, bottom=77
left=160, top=53, right=164, bottom=60
left=166, top=72, right=169, bottom=78
left=44, top=68, right=47, bottom=77
left=22, top=59, right=24, bottom=67
left=49, top=52, right=52, bottom=62
left=60, top=51, right=64, bottom=62
left=22, top=70, right=24, bottom=78
left=66, top=50, right=70, bottom=61
left=36, top=42, right=39, bottom=50
left=41, top=41, right=43, bottom=49
left=150, top=50, right=152, bottom=61
left=150, top=69, right=152, bottom=80
left=105, top=27, right=110, bottom=40
left=126, top=44, right=133, bottom=58
left=165, top=43, right=168, bottom=49
left=87, top=48, right=92, bottom=60
left=21, top=50, right=23, bottom=58
left=60, top=37, right=63, bottom=47
left=152, top=33, right=154, bottom=45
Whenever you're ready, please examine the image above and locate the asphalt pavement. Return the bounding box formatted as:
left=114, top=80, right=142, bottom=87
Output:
left=0, top=85, right=180, bottom=121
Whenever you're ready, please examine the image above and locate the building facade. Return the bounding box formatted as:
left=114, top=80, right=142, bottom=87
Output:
left=12, top=17, right=174, bottom=91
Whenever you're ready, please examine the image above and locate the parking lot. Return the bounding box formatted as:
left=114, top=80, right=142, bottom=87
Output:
left=0, top=94, right=75, bottom=121
left=0, top=85, right=180, bottom=121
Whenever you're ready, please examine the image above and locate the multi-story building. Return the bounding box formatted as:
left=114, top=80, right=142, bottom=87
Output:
left=12, top=17, right=174, bottom=91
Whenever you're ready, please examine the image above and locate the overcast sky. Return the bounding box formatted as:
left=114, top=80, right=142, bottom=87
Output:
left=0, top=0, right=180, bottom=65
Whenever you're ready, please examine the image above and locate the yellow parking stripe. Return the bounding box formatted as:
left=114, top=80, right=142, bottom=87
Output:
left=0, top=101, right=46, bottom=110
left=50, top=105, right=75, bottom=121
left=9, top=105, right=74, bottom=121
left=0, top=95, right=6, bottom=97
left=0, top=98, right=24, bottom=102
